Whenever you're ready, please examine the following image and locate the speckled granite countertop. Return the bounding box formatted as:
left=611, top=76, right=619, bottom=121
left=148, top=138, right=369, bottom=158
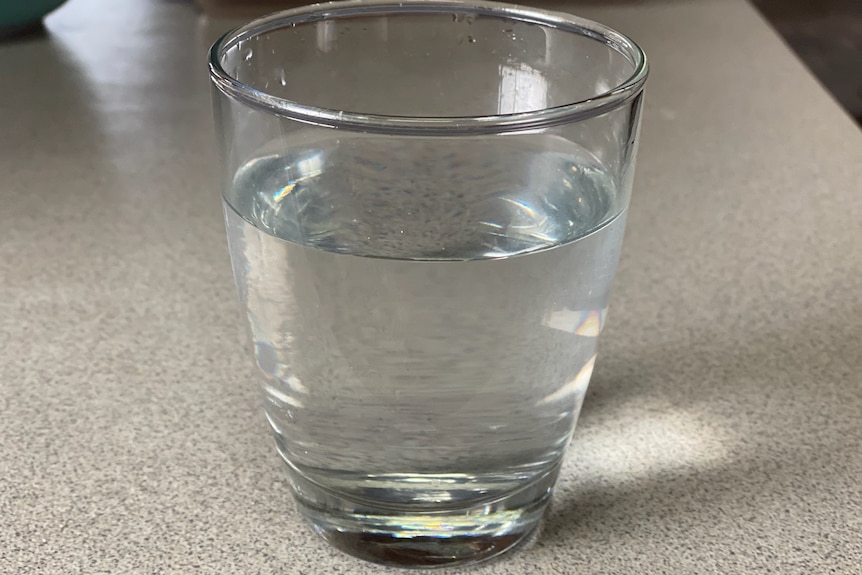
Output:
left=1, top=0, right=860, bottom=573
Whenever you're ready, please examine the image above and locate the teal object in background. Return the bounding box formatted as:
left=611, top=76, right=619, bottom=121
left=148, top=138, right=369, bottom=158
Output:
left=0, top=0, right=68, bottom=35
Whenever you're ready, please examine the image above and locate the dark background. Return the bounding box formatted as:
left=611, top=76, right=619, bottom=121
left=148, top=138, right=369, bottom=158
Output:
left=753, top=0, right=862, bottom=124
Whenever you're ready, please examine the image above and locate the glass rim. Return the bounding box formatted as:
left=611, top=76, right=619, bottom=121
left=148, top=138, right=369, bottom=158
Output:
left=208, top=0, right=649, bottom=135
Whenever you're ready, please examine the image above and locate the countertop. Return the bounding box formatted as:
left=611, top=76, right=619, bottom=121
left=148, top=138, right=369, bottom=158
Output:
left=1, top=0, right=860, bottom=573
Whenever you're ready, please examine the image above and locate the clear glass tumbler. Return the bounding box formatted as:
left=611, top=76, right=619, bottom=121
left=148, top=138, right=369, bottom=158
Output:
left=209, top=0, right=647, bottom=567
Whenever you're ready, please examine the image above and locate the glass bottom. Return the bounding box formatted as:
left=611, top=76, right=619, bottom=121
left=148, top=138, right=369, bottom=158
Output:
left=285, top=461, right=559, bottom=568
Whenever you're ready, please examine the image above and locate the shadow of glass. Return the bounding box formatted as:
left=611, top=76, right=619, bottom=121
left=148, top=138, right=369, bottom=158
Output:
left=509, top=310, right=861, bottom=570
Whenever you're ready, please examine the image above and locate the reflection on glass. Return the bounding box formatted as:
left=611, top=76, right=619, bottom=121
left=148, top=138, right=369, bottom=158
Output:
left=544, top=308, right=607, bottom=336
left=497, top=62, right=548, bottom=114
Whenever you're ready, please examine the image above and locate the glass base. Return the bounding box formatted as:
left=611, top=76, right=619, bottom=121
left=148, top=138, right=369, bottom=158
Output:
left=285, top=462, right=558, bottom=568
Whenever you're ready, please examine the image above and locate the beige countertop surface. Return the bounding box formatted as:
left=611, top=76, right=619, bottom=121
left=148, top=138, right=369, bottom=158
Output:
left=1, top=0, right=860, bottom=573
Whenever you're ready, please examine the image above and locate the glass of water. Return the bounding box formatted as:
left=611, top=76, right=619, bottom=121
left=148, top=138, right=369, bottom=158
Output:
left=209, top=0, right=647, bottom=567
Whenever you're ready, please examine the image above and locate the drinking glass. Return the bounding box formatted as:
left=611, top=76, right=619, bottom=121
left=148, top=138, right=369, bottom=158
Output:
left=209, top=0, right=647, bottom=567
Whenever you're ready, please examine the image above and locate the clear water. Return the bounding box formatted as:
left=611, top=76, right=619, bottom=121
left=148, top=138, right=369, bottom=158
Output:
left=224, top=133, right=628, bottom=511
